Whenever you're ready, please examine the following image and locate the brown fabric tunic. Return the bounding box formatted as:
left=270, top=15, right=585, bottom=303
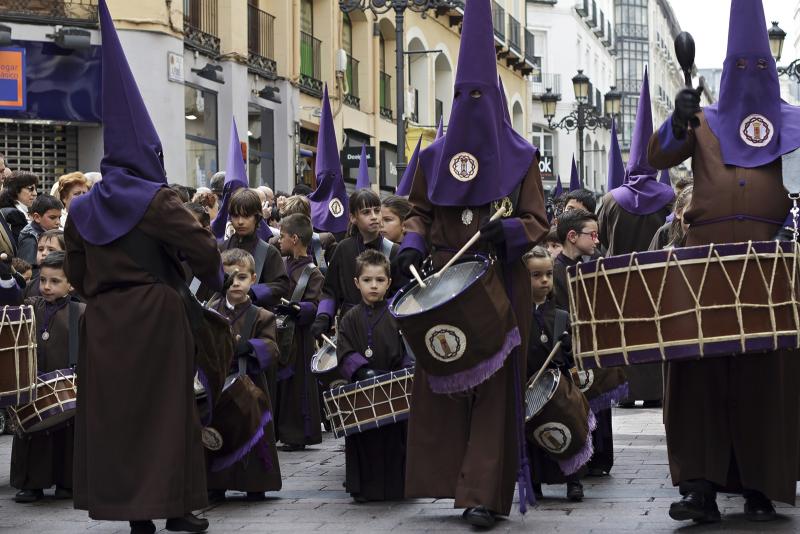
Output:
left=64, top=188, right=222, bottom=520
left=649, top=111, right=800, bottom=504
left=597, top=194, right=669, bottom=403
left=402, top=162, right=549, bottom=515
left=337, top=301, right=408, bottom=501
left=10, top=296, right=84, bottom=491
left=205, top=298, right=282, bottom=492
left=275, top=256, right=325, bottom=446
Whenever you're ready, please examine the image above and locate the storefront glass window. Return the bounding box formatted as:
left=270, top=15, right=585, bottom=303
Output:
left=184, top=84, right=218, bottom=188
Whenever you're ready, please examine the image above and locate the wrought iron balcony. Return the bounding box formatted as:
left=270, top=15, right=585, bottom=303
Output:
left=299, top=31, right=323, bottom=98
left=380, top=71, right=393, bottom=121
left=343, top=54, right=360, bottom=110
left=508, top=15, right=521, bottom=56
left=1, top=0, right=98, bottom=27
left=247, top=4, right=277, bottom=79
left=184, top=0, right=220, bottom=57
left=491, top=1, right=505, bottom=42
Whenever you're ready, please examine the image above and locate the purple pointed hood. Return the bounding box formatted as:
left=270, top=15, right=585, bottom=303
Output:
left=68, top=0, right=166, bottom=245
left=308, top=85, right=348, bottom=233
left=607, top=119, right=624, bottom=191
left=418, top=0, right=536, bottom=206
left=396, top=135, right=422, bottom=197
left=436, top=119, right=444, bottom=139
left=211, top=118, right=248, bottom=238
left=704, top=0, right=800, bottom=168
left=610, top=68, right=674, bottom=215
left=499, top=76, right=511, bottom=124
left=553, top=175, right=563, bottom=198
left=569, top=156, right=580, bottom=191
left=356, top=144, right=370, bottom=189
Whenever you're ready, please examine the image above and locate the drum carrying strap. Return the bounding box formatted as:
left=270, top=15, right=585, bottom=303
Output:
left=68, top=300, right=80, bottom=368
left=380, top=237, right=394, bottom=259
left=237, top=306, right=259, bottom=376
left=311, top=233, right=327, bottom=275
left=253, top=239, right=270, bottom=282
left=553, top=308, right=568, bottom=347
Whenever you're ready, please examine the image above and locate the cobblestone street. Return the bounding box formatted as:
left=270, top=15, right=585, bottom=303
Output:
left=0, top=407, right=798, bottom=532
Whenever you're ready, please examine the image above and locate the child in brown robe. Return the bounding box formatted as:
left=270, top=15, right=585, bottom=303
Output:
left=274, top=214, right=325, bottom=450
left=206, top=248, right=282, bottom=502
left=11, top=251, right=84, bottom=503
left=336, top=249, right=412, bottom=502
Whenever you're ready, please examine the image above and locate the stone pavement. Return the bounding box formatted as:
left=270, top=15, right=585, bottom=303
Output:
left=0, top=407, right=798, bottom=533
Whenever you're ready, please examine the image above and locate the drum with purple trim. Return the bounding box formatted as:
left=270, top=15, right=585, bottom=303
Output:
left=569, top=240, right=800, bottom=369
left=10, top=369, right=76, bottom=434
left=0, top=305, right=37, bottom=408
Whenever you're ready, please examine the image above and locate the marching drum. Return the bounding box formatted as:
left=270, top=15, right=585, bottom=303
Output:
left=0, top=306, right=37, bottom=408
left=390, top=256, right=519, bottom=394
left=572, top=368, right=628, bottom=413
left=524, top=368, right=595, bottom=475
left=569, top=240, right=800, bottom=369
left=10, top=369, right=76, bottom=434
left=310, top=336, right=348, bottom=390
left=323, top=368, right=413, bottom=439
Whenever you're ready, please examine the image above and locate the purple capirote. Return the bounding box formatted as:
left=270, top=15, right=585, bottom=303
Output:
left=607, top=119, right=625, bottom=190
left=211, top=117, right=249, bottom=239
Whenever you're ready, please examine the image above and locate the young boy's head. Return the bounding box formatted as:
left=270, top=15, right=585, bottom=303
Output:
left=557, top=208, right=599, bottom=258
left=354, top=249, right=391, bottom=305
left=229, top=189, right=262, bottom=237
left=184, top=202, right=211, bottom=228
left=279, top=213, right=313, bottom=257
left=544, top=229, right=562, bottom=259
left=11, top=257, right=32, bottom=282
left=36, top=229, right=65, bottom=267
left=381, top=195, right=411, bottom=244
left=564, top=188, right=596, bottom=214
left=523, top=246, right=554, bottom=304
left=279, top=195, right=311, bottom=218
left=30, top=194, right=64, bottom=231
left=39, top=251, right=71, bottom=302
left=348, top=189, right=382, bottom=240
left=221, top=248, right=257, bottom=304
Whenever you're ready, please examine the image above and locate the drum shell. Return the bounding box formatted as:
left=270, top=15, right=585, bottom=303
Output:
left=526, top=374, right=591, bottom=462
left=11, top=369, right=76, bottom=434
left=393, top=263, right=517, bottom=379
left=310, top=341, right=348, bottom=390
left=0, top=306, right=37, bottom=408
left=205, top=374, right=270, bottom=459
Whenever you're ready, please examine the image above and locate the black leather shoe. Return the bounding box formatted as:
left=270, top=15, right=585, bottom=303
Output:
left=279, top=443, right=305, bottom=452
left=129, top=521, right=156, bottom=534
left=14, top=489, right=43, bottom=503
left=54, top=486, right=72, bottom=500
left=668, top=491, right=721, bottom=524
left=744, top=492, right=776, bottom=522
left=245, top=491, right=266, bottom=501
left=462, top=506, right=496, bottom=529
left=533, top=483, right=544, bottom=500
left=207, top=489, right=226, bottom=503
left=566, top=481, right=584, bottom=502
left=642, top=400, right=662, bottom=408
left=166, top=513, right=209, bottom=533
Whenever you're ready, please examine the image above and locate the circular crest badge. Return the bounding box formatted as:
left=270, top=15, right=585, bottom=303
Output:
left=576, top=370, right=594, bottom=393
left=533, top=422, right=572, bottom=454
left=492, top=197, right=514, bottom=217
left=425, top=325, right=467, bottom=362
left=449, top=152, right=479, bottom=182
left=740, top=114, right=774, bottom=147
left=202, top=427, right=223, bottom=451
left=328, top=198, right=345, bottom=218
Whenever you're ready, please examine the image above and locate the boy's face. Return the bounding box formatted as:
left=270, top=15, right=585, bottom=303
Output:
left=568, top=220, right=599, bottom=256
left=230, top=214, right=258, bottom=237
left=349, top=206, right=382, bottom=238
left=278, top=230, right=300, bottom=255
left=564, top=199, right=587, bottom=213
left=39, top=266, right=71, bottom=302
left=34, top=208, right=62, bottom=231
left=546, top=241, right=562, bottom=258
left=36, top=236, right=63, bottom=266
left=526, top=257, right=554, bottom=302
left=354, top=264, right=391, bottom=305
left=223, top=263, right=256, bottom=303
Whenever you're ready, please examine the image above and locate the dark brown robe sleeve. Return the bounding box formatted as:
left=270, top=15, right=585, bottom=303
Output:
left=251, top=245, right=290, bottom=309
left=64, top=217, right=87, bottom=298
left=648, top=116, right=697, bottom=170
left=248, top=308, right=280, bottom=371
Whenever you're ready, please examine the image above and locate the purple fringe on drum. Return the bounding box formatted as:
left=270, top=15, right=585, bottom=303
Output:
left=210, top=410, right=273, bottom=473
left=558, top=409, right=598, bottom=476
left=427, top=327, right=521, bottom=395
left=588, top=382, right=630, bottom=414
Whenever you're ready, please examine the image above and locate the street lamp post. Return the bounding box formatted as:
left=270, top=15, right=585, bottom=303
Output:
left=768, top=22, right=800, bottom=82
left=339, top=0, right=463, bottom=178
left=539, top=70, right=622, bottom=186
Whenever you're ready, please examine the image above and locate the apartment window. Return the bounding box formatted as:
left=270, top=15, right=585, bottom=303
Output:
left=531, top=126, right=555, bottom=180
left=300, top=0, right=313, bottom=34
left=184, top=84, right=218, bottom=188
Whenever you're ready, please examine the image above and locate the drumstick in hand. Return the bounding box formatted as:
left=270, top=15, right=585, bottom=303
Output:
left=434, top=206, right=507, bottom=279
left=321, top=334, right=337, bottom=349
left=409, top=264, right=427, bottom=288
left=528, top=340, right=562, bottom=388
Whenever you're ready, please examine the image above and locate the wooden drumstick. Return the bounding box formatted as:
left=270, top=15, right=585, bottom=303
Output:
left=528, top=340, right=563, bottom=389
left=409, top=264, right=427, bottom=288
left=321, top=334, right=337, bottom=349
left=434, top=206, right=507, bottom=279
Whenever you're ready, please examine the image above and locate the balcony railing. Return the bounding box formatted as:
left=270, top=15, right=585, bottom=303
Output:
left=299, top=31, right=323, bottom=98
left=380, top=71, right=393, bottom=120
left=532, top=72, right=562, bottom=99
left=508, top=15, right=521, bottom=55
left=184, top=0, right=220, bottom=56
left=343, top=54, right=360, bottom=109
left=247, top=4, right=277, bottom=79
left=491, top=1, right=505, bottom=41
left=524, top=29, right=536, bottom=63
left=1, top=0, right=98, bottom=26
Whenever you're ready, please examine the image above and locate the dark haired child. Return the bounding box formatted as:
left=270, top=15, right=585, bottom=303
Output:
left=310, top=189, right=398, bottom=339
left=184, top=202, right=211, bottom=229
left=17, top=195, right=64, bottom=266
left=206, top=248, right=282, bottom=502
left=274, top=214, right=325, bottom=450
left=380, top=195, right=411, bottom=244
left=11, top=251, right=84, bottom=503
left=24, top=230, right=66, bottom=298
left=336, top=249, right=410, bottom=502
left=544, top=229, right=562, bottom=259
left=563, top=188, right=597, bottom=214
left=523, top=246, right=585, bottom=502
left=12, top=257, right=32, bottom=284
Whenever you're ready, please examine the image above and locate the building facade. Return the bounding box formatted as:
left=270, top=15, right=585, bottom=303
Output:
left=526, top=0, right=617, bottom=194
left=0, top=0, right=534, bottom=195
